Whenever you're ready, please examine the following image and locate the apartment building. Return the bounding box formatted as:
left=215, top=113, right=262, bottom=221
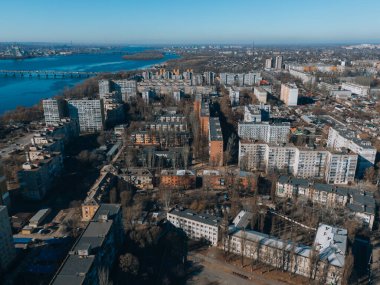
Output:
left=120, top=168, right=153, bottom=190
left=68, top=99, right=105, bottom=133
left=238, top=122, right=290, bottom=144
left=228, top=87, right=239, bottom=106
left=227, top=224, right=347, bottom=284
left=52, top=204, right=123, bottom=285
left=327, top=126, right=376, bottom=178
left=243, top=104, right=270, bottom=123
left=239, top=141, right=358, bottom=184
left=18, top=152, right=63, bottom=200
left=99, top=79, right=137, bottom=102
left=325, top=152, right=358, bottom=184
left=209, top=117, right=223, bottom=167
left=0, top=206, right=16, bottom=272
left=160, top=169, right=195, bottom=190
left=0, top=162, right=10, bottom=206
left=276, top=176, right=376, bottom=229
left=202, top=170, right=226, bottom=190
left=199, top=100, right=210, bottom=137
left=167, top=207, right=221, bottom=246
left=42, top=99, right=66, bottom=126
left=341, top=82, right=369, bottom=97
left=280, top=83, right=298, bottom=106
left=253, top=87, right=268, bottom=103
left=82, top=171, right=117, bottom=221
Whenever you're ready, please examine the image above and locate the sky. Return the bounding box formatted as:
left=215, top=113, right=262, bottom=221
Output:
left=1, top=0, right=379, bottom=45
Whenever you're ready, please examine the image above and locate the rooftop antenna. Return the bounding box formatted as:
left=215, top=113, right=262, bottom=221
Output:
left=252, top=40, right=255, bottom=68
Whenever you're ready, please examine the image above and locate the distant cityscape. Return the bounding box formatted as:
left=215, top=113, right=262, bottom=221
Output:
left=0, top=25, right=380, bottom=285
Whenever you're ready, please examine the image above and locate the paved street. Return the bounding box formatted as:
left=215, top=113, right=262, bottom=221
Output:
left=187, top=252, right=288, bottom=285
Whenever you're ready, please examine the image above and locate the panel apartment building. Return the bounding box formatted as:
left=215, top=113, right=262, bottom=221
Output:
left=280, top=83, right=298, bottom=106
left=276, top=176, right=376, bottom=229
left=167, top=207, right=221, bottom=246
left=0, top=206, right=16, bottom=272
left=327, top=126, right=376, bottom=178
left=239, top=141, right=358, bottom=184
left=209, top=117, right=224, bottom=167
left=99, top=79, right=137, bottom=102
left=68, top=99, right=105, bottom=133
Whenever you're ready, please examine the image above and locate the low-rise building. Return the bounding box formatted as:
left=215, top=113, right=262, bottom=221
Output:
left=226, top=224, right=347, bottom=284
left=276, top=176, right=375, bottom=229
left=82, top=170, right=117, bottom=221
left=341, top=82, right=369, bottom=97
left=120, top=168, right=153, bottom=190
left=51, top=204, right=123, bottom=285
left=167, top=207, right=221, bottom=246
left=160, top=169, right=195, bottom=190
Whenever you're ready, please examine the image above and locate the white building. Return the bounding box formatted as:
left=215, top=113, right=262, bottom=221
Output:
left=274, top=55, right=283, bottom=70
left=0, top=206, right=16, bottom=271
left=253, top=86, right=268, bottom=103
left=226, top=223, right=347, bottom=284
left=265, top=58, right=272, bottom=69
left=239, top=141, right=358, bottom=184
left=68, top=99, right=105, bottom=133
left=243, top=104, right=270, bottom=123
left=228, top=87, right=240, bottom=106
left=341, top=82, right=369, bottom=97
left=43, top=99, right=65, bottom=126
left=325, top=152, right=358, bottom=184
left=167, top=207, right=221, bottom=246
left=327, top=126, right=376, bottom=178
left=280, top=83, right=298, bottom=106
left=276, top=176, right=376, bottom=229
left=289, top=69, right=316, bottom=85
left=238, top=122, right=290, bottom=144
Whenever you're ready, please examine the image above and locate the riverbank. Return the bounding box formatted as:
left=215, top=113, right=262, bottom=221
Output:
left=0, top=49, right=179, bottom=114
left=122, top=51, right=164, bottom=60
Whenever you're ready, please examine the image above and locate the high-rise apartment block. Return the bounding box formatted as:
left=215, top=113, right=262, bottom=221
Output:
left=238, top=122, right=290, bottom=144
left=68, top=99, right=105, bottom=133
left=274, top=55, right=283, bottom=70
left=0, top=206, right=16, bottom=271
left=42, top=99, right=66, bottom=126
left=280, top=83, right=298, bottom=106
left=99, top=79, right=137, bottom=102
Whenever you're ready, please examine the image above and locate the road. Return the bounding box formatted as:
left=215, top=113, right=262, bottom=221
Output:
left=0, top=132, right=34, bottom=158
left=187, top=251, right=287, bottom=285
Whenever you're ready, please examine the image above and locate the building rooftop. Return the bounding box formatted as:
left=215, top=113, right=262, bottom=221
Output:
left=209, top=117, right=223, bottom=141
left=169, top=207, right=221, bottom=227
left=314, top=224, right=347, bottom=268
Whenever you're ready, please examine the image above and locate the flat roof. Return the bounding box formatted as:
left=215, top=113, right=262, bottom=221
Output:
left=209, top=117, right=223, bottom=141
left=168, top=207, right=221, bottom=227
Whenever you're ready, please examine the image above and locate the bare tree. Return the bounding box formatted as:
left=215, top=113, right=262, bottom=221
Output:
left=160, top=186, right=173, bottom=211
left=98, top=267, right=112, bottom=285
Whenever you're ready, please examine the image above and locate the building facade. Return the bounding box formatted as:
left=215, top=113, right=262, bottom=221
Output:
left=280, top=83, right=298, bottom=106
left=68, top=99, right=105, bottom=133
left=0, top=206, right=16, bottom=272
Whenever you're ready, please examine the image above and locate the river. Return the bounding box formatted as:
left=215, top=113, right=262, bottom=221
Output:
left=0, top=47, right=178, bottom=115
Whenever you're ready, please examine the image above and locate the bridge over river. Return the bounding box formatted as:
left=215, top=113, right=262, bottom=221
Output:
left=0, top=70, right=115, bottom=79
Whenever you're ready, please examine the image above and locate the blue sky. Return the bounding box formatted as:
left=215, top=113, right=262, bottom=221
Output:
left=1, top=0, right=379, bottom=44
